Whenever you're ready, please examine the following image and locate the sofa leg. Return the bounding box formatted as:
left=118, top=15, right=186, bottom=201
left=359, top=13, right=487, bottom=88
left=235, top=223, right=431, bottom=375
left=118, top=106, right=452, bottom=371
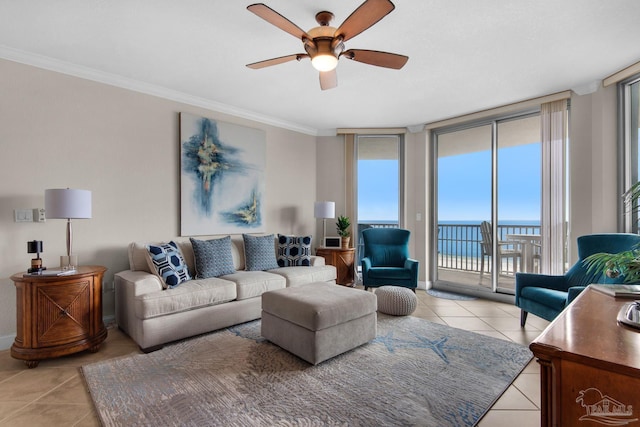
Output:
left=520, top=310, right=528, bottom=328
left=141, top=344, right=163, bottom=353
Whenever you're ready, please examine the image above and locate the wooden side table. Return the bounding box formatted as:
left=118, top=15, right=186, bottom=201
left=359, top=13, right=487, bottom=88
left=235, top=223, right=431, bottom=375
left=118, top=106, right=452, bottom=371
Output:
left=530, top=286, right=640, bottom=426
left=11, top=265, right=108, bottom=368
left=316, top=247, right=355, bottom=286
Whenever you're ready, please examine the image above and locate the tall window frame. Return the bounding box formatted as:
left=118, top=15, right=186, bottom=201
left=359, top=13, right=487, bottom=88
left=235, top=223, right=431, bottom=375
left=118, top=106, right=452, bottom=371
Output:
left=353, top=134, right=406, bottom=264
left=619, top=73, right=640, bottom=233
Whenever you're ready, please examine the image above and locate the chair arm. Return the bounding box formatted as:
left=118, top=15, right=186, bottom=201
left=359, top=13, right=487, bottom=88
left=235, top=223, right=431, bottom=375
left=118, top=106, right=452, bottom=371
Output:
left=567, top=286, right=587, bottom=304
left=404, top=258, right=419, bottom=274
left=515, top=272, right=569, bottom=297
left=361, top=257, right=372, bottom=274
left=498, top=240, right=520, bottom=249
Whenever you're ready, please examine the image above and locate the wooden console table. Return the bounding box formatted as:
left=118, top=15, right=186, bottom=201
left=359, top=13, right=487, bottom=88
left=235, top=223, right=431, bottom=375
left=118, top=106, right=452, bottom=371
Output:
left=530, top=286, right=640, bottom=426
left=316, top=247, right=355, bottom=286
left=11, top=265, right=108, bottom=368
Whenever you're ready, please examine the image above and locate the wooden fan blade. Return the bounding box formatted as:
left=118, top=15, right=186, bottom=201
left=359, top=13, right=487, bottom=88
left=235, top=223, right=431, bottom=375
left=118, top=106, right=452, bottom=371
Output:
left=319, top=69, right=337, bottom=90
left=341, top=49, right=408, bottom=69
left=334, top=0, right=395, bottom=42
left=247, top=54, right=308, bottom=69
left=247, top=3, right=311, bottom=41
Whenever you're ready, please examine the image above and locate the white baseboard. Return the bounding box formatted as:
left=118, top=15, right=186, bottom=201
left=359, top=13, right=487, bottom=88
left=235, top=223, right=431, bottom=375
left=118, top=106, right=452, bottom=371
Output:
left=0, top=334, right=15, bottom=351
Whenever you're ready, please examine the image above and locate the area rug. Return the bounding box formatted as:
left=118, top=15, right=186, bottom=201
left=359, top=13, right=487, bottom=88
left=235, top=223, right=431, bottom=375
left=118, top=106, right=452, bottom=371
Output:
left=82, top=315, right=531, bottom=426
left=427, top=288, right=477, bottom=301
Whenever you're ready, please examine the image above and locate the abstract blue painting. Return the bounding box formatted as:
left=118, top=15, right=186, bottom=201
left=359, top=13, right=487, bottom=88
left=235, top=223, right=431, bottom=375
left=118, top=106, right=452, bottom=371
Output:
left=180, top=113, right=265, bottom=236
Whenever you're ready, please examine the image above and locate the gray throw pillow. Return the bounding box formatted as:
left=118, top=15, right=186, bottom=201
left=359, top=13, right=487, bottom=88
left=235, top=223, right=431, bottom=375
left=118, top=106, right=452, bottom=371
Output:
left=242, top=234, right=279, bottom=271
left=190, top=236, right=236, bottom=278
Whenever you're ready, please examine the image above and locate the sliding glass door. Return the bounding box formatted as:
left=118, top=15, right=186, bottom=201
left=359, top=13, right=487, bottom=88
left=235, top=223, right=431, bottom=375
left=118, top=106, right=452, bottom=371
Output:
left=435, top=114, right=542, bottom=294
left=496, top=116, right=542, bottom=292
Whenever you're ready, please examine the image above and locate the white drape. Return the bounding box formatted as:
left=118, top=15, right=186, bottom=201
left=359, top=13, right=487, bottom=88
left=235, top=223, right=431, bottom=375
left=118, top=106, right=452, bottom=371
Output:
left=540, top=99, right=568, bottom=275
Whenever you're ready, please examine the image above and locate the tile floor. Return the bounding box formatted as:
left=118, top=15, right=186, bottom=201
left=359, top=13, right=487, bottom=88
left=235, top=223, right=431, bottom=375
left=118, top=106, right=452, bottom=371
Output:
left=0, top=290, right=549, bottom=426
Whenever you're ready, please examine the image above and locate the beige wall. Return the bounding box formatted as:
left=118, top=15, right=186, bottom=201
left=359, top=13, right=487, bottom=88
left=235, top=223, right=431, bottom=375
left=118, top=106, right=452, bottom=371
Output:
left=569, top=84, right=619, bottom=261
left=0, top=59, right=317, bottom=347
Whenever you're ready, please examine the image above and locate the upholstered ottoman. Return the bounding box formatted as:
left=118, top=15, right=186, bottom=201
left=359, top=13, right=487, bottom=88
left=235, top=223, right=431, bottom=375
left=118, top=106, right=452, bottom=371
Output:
left=261, top=282, right=377, bottom=364
left=376, top=286, right=417, bottom=316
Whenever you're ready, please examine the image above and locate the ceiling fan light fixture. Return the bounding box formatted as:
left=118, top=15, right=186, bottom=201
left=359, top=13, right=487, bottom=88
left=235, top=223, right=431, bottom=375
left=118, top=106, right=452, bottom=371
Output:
left=246, top=1, right=408, bottom=89
left=311, top=53, right=338, bottom=72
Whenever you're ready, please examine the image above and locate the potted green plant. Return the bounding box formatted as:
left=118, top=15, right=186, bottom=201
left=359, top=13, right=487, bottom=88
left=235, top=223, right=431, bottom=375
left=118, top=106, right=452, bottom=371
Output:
left=584, top=182, right=640, bottom=282
left=336, top=215, right=351, bottom=249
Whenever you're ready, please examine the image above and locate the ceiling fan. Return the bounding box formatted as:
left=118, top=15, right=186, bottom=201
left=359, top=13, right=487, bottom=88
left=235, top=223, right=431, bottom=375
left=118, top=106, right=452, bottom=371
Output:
left=246, top=0, right=409, bottom=90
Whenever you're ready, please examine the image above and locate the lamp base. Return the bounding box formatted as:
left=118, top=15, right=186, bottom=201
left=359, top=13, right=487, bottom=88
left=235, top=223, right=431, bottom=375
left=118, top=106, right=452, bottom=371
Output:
left=60, top=255, right=78, bottom=270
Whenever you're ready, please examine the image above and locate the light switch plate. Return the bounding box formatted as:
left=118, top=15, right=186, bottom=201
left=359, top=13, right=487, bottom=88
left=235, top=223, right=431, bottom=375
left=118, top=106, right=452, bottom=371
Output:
left=14, top=209, right=33, bottom=222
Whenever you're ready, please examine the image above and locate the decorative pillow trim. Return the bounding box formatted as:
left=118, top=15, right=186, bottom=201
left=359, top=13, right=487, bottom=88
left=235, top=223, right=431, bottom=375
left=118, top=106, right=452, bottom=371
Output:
left=242, top=234, right=279, bottom=271
left=190, top=236, right=236, bottom=278
left=277, top=234, right=312, bottom=267
left=146, top=241, right=191, bottom=289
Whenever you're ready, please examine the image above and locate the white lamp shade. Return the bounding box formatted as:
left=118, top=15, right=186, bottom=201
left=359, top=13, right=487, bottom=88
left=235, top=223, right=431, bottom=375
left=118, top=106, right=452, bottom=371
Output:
left=314, top=201, right=335, bottom=219
left=45, top=189, right=92, bottom=219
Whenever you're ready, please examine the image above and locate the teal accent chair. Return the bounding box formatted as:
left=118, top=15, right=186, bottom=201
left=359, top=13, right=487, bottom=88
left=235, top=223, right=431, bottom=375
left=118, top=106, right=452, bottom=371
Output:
left=361, top=228, right=419, bottom=291
left=515, top=233, right=640, bottom=327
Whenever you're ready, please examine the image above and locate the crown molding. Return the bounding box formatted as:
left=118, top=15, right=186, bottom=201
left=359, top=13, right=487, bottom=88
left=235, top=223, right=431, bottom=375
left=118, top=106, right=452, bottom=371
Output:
left=0, top=45, right=319, bottom=136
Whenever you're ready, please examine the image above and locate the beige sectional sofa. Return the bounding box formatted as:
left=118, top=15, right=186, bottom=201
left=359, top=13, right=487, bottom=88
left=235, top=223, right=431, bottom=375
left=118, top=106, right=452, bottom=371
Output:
left=115, top=237, right=337, bottom=351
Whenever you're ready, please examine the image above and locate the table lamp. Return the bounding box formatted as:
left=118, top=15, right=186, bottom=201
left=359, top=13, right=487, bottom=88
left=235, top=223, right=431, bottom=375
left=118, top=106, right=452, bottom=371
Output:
left=45, top=188, right=92, bottom=269
left=27, top=240, right=43, bottom=273
left=314, top=201, right=335, bottom=245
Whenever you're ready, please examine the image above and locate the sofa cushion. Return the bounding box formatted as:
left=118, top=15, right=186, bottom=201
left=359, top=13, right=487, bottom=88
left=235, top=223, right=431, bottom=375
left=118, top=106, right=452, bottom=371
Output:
left=243, top=234, right=279, bottom=271
left=367, top=267, right=412, bottom=280
left=134, top=277, right=237, bottom=320
left=221, top=270, right=286, bottom=300
left=145, top=241, right=191, bottom=289
left=277, top=234, right=312, bottom=267
left=190, top=236, right=236, bottom=278
left=270, top=265, right=337, bottom=287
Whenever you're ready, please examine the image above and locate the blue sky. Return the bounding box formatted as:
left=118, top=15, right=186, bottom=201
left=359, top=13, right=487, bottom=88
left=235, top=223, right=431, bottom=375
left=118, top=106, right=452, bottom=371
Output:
left=358, top=160, right=399, bottom=222
left=357, top=143, right=541, bottom=223
left=438, top=143, right=541, bottom=222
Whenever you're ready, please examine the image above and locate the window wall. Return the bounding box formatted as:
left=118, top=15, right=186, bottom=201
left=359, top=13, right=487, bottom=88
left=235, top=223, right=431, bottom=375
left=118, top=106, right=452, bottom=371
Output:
left=620, top=75, right=640, bottom=232
left=355, top=135, right=404, bottom=265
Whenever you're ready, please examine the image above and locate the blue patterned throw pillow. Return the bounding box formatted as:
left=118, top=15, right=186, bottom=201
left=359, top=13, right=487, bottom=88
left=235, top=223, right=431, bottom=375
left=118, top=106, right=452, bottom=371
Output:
left=190, top=236, right=236, bottom=278
left=277, top=234, right=312, bottom=267
left=242, top=234, right=279, bottom=271
left=146, top=241, right=191, bottom=289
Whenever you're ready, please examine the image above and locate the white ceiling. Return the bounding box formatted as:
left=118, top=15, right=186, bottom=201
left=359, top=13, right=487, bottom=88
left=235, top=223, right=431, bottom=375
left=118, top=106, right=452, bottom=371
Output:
left=1, top=0, right=640, bottom=135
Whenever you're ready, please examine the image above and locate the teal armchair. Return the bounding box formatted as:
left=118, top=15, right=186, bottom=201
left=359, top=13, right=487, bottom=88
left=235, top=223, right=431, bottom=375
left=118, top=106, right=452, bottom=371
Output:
left=361, top=228, right=419, bottom=291
left=515, top=233, right=640, bottom=327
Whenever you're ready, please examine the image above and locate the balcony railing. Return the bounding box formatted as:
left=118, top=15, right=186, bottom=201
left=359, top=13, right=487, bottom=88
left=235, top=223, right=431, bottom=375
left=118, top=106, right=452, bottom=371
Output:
left=355, top=221, right=540, bottom=277
left=438, top=222, right=541, bottom=275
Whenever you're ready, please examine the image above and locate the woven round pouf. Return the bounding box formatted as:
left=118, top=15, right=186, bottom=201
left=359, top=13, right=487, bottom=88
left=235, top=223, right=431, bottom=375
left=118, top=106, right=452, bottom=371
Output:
left=375, top=286, right=417, bottom=316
